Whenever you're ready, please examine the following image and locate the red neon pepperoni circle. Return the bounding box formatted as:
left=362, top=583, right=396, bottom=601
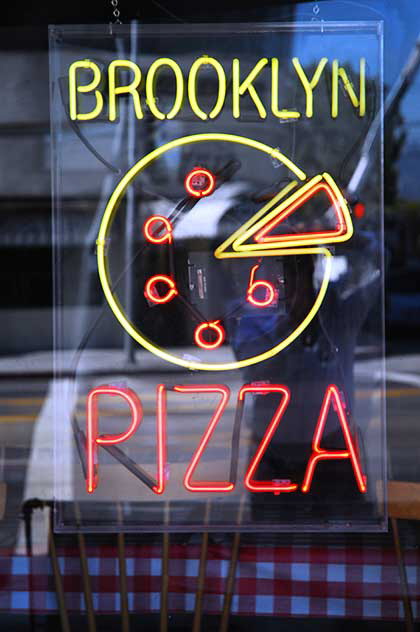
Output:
left=194, top=321, right=225, bottom=350
left=185, top=167, right=216, bottom=198
left=247, top=281, right=276, bottom=308
left=143, top=215, right=173, bottom=244
left=144, top=275, right=178, bottom=304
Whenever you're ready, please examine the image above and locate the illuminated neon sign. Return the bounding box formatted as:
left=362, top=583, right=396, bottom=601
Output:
left=50, top=22, right=385, bottom=532
left=85, top=383, right=366, bottom=496
left=69, top=57, right=367, bottom=122
left=88, top=136, right=364, bottom=497
left=96, top=133, right=353, bottom=371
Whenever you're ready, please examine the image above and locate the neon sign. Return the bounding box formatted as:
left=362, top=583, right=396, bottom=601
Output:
left=69, top=57, right=367, bottom=122
left=96, top=133, right=351, bottom=371
left=85, top=383, right=366, bottom=496
left=51, top=22, right=385, bottom=531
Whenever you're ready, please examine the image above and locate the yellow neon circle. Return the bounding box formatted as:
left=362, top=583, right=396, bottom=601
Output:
left=97, top=133, right=332, bottom=371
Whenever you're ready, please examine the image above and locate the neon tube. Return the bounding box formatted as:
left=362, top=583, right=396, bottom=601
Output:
left=246, top=264, right=276, bottom=307
left=144, top=275, right=178, bottom=304
left=86, top=386, right=142, bottom=493
left=174, top=385, right=233, bottom=492
left=194, top=321, right=226, bottom=350
left=143, top=215, right=173, bottom=244
left=240, top=385, right=297, bottom=493
left=184, top=167, right=216, bottom=198
left=301, top=384, right=367, bottom=493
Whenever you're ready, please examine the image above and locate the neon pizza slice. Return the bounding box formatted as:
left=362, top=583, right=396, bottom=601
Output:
left=229, top=173, right=353, bottom=253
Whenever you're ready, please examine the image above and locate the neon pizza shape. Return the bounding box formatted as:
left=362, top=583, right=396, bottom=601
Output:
left=97, top=133, right=354, bottom=371
left=215, top=173, right=353, bottom=257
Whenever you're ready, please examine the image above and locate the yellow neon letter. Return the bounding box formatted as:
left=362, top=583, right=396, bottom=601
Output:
left=145, top=58, right=184, bottom=120
left=108, top=60, right=143, bottom=121
left=331, top=58, right=366, bottom=118
left=69, top=60, right=103, bottom=121
left=232, top=58, right=268, bottom=119
left=188, top=56, right=227, bottom=120
left=292, top=57, right=328, bottom=118
left=271, top=58, right=300, bottom=119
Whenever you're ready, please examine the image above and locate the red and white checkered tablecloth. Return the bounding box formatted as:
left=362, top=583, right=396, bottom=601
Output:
left=1, top=543, right=419, bottom=619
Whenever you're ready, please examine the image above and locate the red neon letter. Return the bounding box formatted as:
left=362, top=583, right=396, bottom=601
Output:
left=241, top=385, right=297, bottom=493
left=86, top=386, right=142, bottom=493
left=144, top=275, right=178, bottom=304
left=143, top=215, right=173, bottom=244
left=153, top=384, right=167, bottom=494
left=194, top=320, right=226, bottom=350
left=246, top=264, right=276, bottom=308
left=301, top=384, right=367, bottom=493
left=173, top=385, right=233, bottom=492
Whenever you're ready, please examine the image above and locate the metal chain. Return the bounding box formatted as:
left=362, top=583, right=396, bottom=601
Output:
left=110, top=0, right=122, bottom=23
left=311, top=3, right=321, bottom=22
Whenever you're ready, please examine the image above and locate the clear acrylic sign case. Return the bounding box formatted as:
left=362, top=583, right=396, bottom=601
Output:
left=50, top=22, right=386, bottom=532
